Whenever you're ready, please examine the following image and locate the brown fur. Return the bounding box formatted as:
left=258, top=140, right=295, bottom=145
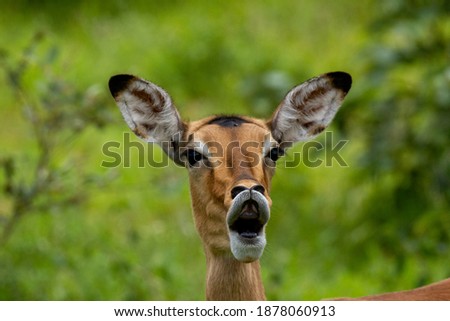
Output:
left=131, top=89, right=164, bottom=112
left=187, top=121, right=273, bottom=252
left=205, top=255, right=265, bottom=300
left=334, top=278, right=450, bottom=301
left=109, top=72, right=450, bottom=301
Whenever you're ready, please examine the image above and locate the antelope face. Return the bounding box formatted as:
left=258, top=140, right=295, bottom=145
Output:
left=183, top=116, right=276, bottom=262
left=108, top=71, right=351, bottom=263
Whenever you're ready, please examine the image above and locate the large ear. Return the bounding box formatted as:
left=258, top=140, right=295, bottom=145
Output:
left=269, top=72, right=352, bottom=144
left=108, top=74, right=186, bottom=165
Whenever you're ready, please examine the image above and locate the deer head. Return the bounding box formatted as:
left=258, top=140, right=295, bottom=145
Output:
left=108, top=71, right=352, bottom=299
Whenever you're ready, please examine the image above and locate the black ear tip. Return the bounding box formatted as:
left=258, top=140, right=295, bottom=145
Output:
left=108, top=74, right=135, bottom=97
left=327, top=71, right=352, bottom=93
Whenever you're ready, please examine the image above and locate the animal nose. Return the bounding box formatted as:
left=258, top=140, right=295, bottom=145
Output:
left=251, top=185, right=265, bottom=195
left=231, top=185, right=265, bottom=199
left=231, top=186, right=247, bottom=199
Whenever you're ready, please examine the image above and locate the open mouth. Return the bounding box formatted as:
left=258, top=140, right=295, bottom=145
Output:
left=226, top=188, right=270, bottom=262
left=229, top=200, right=264, bottom=239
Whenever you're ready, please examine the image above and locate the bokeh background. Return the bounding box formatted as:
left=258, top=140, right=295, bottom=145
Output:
left=0, top=0, right=448, bottom=300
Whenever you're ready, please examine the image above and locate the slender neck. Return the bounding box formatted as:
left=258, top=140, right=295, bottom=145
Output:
left=205, top=252, right=266, bottom=300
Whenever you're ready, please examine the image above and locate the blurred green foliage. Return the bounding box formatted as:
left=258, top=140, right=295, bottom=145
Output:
left=338, top=0, right=450, bottom=274
left=0, top=0, right=448, bottom=300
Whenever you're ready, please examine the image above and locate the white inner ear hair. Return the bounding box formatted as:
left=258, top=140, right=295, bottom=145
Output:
left=119, top=79, right=182, bottom=144
left=273, top=77, right=344, bottom=143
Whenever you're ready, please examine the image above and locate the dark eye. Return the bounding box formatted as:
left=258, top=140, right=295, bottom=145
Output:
left=186, top=149, right=204, bottom=167
left=266, top=147, right=284, bottom=162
